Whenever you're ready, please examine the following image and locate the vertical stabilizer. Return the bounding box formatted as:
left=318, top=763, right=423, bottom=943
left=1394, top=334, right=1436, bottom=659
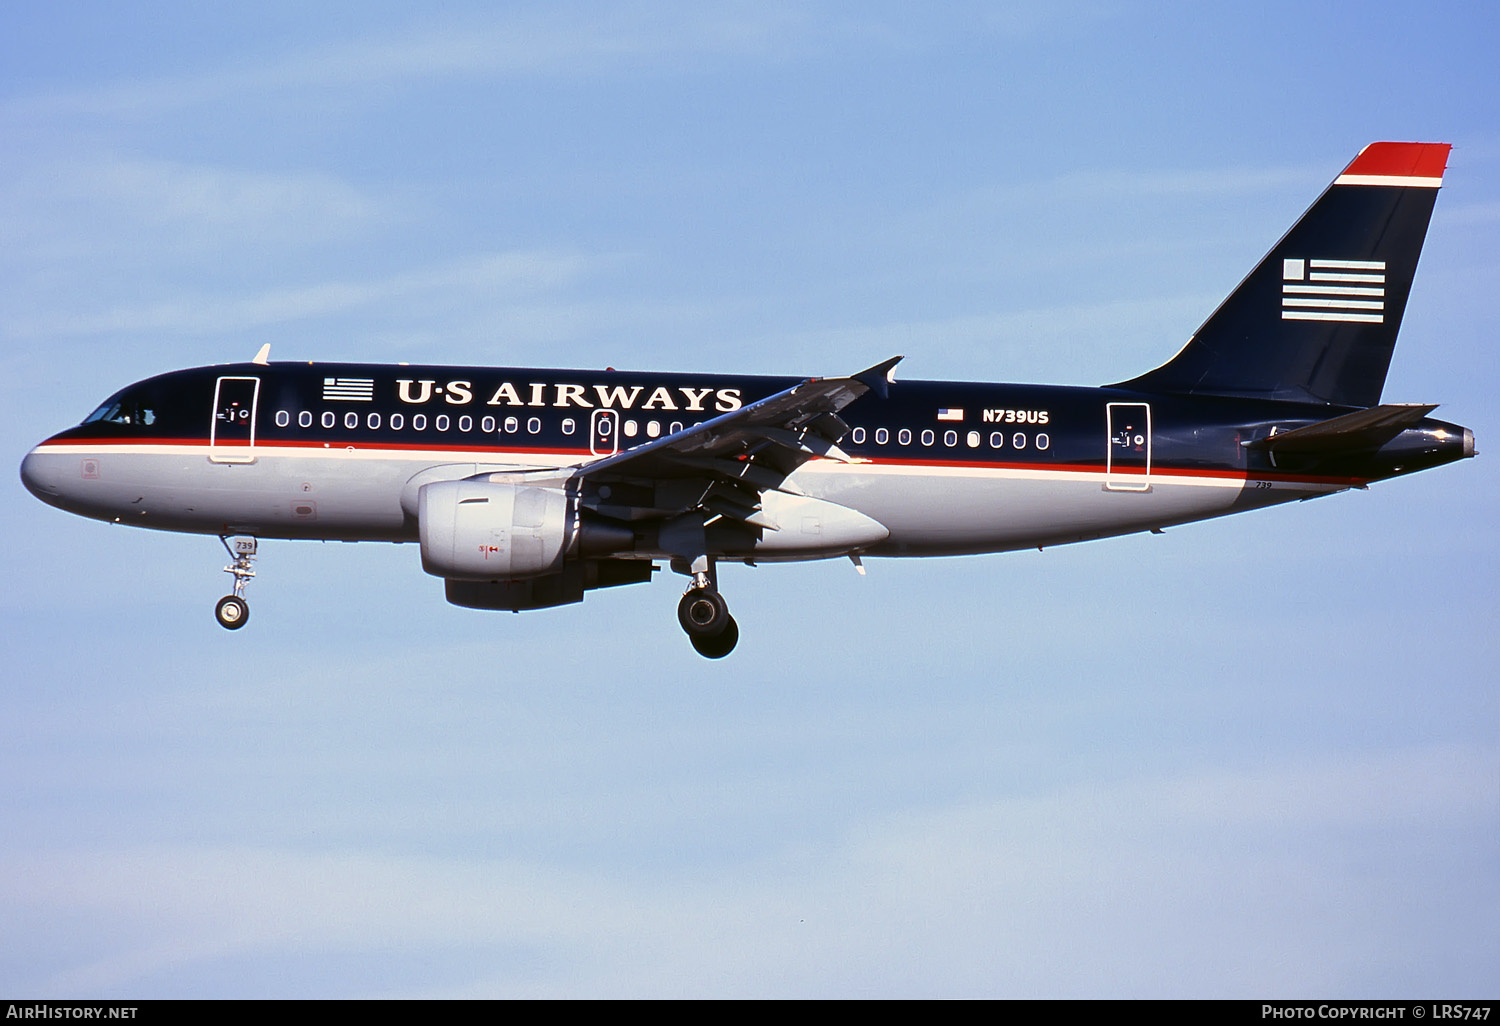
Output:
left=1114, top=142, right=1450, bottom=406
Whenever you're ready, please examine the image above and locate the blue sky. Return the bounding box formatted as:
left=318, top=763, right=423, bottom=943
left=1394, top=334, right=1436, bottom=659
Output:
left=2, top=1, right=1496, bottom=997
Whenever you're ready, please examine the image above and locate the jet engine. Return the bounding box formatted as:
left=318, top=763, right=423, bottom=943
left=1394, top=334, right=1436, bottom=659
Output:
left=419, top=479, right=597, bottom=581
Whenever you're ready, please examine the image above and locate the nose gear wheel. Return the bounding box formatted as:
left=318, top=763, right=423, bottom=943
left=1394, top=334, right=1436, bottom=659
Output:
left=215, top=594, right=249, bottom=629
left=216, top=535, right=257, bottom=631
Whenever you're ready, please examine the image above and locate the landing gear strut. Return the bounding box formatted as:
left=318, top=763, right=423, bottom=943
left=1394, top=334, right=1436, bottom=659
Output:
left=674, top=556, right=738, bottom=658
left=215, top=535, right=257, bottom=630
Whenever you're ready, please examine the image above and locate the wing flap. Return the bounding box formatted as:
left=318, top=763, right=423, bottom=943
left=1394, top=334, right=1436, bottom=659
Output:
left=571, top=356, right=899, bottom=531
left=576, top=356, right=899, bottom=482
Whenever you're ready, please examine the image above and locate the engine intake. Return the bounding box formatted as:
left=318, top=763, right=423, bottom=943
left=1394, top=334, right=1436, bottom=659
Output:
left=419, top=480, right=571, bottom=580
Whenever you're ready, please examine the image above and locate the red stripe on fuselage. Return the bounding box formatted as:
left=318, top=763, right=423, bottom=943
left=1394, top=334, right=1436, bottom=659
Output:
left=33, top=437, right=1370, bottom=487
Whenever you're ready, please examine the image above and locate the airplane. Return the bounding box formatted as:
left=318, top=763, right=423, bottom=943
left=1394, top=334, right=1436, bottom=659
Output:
left=20, top=141, right=1474, bottom=658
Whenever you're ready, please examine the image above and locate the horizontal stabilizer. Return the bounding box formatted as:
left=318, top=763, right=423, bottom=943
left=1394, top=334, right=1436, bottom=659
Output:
left=1245, top=403, right=1437, bottom=454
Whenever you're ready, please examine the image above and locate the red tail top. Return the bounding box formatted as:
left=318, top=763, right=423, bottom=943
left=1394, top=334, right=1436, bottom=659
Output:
left=1335, top=142, right=1451, bottom=187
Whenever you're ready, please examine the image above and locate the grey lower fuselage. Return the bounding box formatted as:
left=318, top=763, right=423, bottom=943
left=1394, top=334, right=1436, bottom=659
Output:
left=22, top=364, right=1459, bottom=562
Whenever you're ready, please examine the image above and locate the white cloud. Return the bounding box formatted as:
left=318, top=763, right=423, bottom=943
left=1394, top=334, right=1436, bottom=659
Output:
left=0, top=3, right=1135, bottom=126
left=5, top=743, right=1492, bottom=996
left=1, top=4, right=812, bottom=121
left=1439, top=199, right=1500, bottom=226
left=1, top=156, right=383, bottom=271
left=5, top=251, right=599, bottom=340
left=83, top=159, right=377, bottom=233
left=765, top=294, right=1213, bottom=383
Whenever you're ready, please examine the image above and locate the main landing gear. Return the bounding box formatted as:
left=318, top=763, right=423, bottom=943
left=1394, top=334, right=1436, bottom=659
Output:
left=675, top=557, right=738, bottom=658
left=215, top=535, right=257, bottom=630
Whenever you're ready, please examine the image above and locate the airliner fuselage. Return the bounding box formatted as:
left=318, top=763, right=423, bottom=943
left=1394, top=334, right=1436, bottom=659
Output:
left=19, top=361, right=1470, bottom=551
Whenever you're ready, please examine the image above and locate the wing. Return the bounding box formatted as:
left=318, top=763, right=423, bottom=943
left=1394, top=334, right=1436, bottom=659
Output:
left=572, top=356, right=901, bottom=533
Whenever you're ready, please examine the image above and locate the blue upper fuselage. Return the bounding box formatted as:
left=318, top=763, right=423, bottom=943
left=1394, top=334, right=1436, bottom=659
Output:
left=27, top=360, right=1471, bottom=489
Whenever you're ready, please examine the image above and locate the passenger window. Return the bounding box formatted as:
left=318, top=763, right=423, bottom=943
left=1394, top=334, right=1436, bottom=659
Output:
left=562, top=418, right=576, bottom=436
left=898, top=428, right=912, bottom=445
left=943, top=430, right=957, bottom=447
left=1036, top=433, right=1050, bottom=450
left=344, top=412, right=358, bottom=429
left=527, top=417, right=541, bottom=434
left=299, top=411, right=313, bottom=428
left=458, top=415, right=473, bottom=432
left=504, top=416, right=518, bottom=433
left=390, top=413, right=404, bottom=430
left=368, top=413, right=381, bottom=429
left=989, top=431, right=1004, bottom=448
left=921, top=429, right=935, bottom=446
left=482, top=416, right=496, bottom=433
left=851, top=427, right=867, bottom=444
left=1012, top=433, right=1026, bottom=449
left=435, top=415, right=450, bottom=431
left=275, top=411, right=290, bottom=427
left=875, top=428, right=889, bottom=445
left=966, top=431, right=980, bottom=448
left=322, top=412, right=335, bottom=429
left=412, top=414, right=427, bottom=430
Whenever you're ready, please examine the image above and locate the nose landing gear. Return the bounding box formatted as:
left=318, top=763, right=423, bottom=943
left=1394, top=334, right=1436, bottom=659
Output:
left=215, top=535, right=257, bottom=630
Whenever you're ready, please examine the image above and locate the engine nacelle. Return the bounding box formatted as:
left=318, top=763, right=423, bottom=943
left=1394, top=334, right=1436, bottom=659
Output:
left=419, top=480, right=571, bottom=581
left=445, top=559, right=656, bottom=611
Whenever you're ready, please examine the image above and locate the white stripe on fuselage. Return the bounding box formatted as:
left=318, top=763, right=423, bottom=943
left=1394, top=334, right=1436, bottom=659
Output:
left=32, top=439, right=1347, bottom=556
left=35, top=439, right=1268, bottom=487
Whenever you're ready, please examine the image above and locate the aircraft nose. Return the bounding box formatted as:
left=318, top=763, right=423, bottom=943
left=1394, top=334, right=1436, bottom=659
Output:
left=20, top=446, right=61, bottom=502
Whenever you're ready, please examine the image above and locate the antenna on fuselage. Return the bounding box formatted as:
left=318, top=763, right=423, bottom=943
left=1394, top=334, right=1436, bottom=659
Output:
left=252, top=344, right=271, bottom=366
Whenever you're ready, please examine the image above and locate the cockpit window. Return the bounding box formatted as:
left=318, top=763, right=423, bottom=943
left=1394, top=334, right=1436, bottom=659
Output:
left=83, top=394, right=156, bottom=427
